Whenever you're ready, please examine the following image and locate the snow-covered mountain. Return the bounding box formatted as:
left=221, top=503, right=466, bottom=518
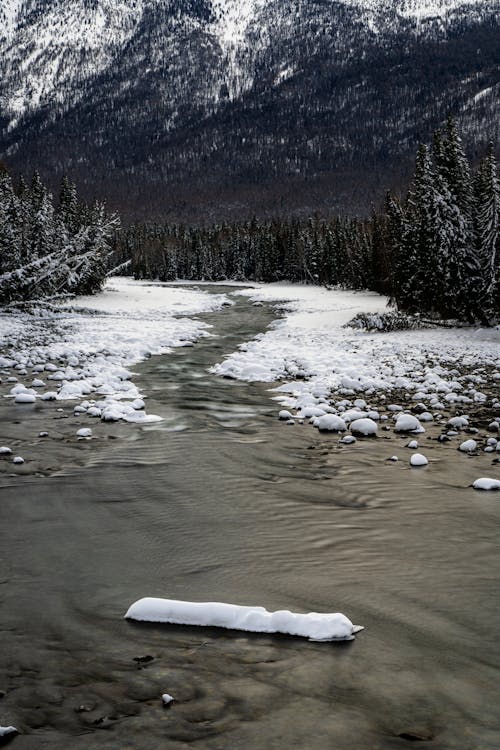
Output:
left=0, top=0, right=498, bottom=219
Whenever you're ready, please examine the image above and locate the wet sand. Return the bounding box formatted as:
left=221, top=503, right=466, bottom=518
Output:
left=0, top=291, right=499, bottom=749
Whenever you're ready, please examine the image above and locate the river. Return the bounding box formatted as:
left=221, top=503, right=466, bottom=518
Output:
left=0, top=288, right=499, bottom=749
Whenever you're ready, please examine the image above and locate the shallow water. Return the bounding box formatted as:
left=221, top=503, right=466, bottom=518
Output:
left=0, top=290, right=499, bottom=749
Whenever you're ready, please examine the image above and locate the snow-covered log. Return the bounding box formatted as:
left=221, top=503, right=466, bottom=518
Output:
left=125, top=598, right=363, bottom=641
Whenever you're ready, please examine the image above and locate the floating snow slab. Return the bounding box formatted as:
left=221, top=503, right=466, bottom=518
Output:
left=125, top=598, right=363, bottom=641
left=394, top=414, right=425, bottom=433
left=410, top=453, right=429, bottom=467
left=350, top=418, right=378, bottom=436
left=472, top=478, right=500, bottom=491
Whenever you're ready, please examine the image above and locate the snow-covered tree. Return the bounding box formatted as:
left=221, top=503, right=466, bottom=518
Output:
left=0, top=170, right=119, bottom=304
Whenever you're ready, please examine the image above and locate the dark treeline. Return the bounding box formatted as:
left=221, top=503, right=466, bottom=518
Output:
left=113, top=119, right=499, bottom=323
left=0, top=168, right=118, bottom=304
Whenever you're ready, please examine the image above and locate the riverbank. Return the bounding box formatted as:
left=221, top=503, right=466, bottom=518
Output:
left=1, top=283, right=499, bottom=749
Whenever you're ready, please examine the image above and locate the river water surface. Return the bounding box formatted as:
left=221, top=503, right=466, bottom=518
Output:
left=0, top=289, right=499, bottom=749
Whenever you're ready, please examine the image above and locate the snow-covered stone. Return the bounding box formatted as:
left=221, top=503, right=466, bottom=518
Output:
left=125, top=598, right=363, bottom=641
left=459, top=439, right=477, bottom=453
left=350, top=418, right=378, bottom=436
left=278, top=410, right=293, bottom=420
left=447, top=416, right=469, bottom=429
left=340, top=435, right=357, bottom=444
left=410, top=453, right=428, bottom=467
left=316, top=414, right=347, bottom=432
left=162, top=694, right=174, bottom=706
left=394, top=414, right=424, bottom=433
left=0, top=446, right=13, bottom=455
left=0, top=726, right=18, bottom=739
left=14, top=393, right=36, bottom=404
left=299, top=405, right=326, bottom=418
left=407, top=440, right=419, bottom=449
left=12, top=456, right=25, bottom=464
left=472, top=478, right=500, bottom=491
left=76, top=428, right=92, bottom=438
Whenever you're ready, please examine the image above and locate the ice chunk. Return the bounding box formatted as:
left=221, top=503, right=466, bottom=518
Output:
left=125, top=598, right=363, bottom=641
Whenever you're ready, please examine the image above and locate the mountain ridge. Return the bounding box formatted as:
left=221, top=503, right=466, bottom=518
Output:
left=0, top=0, right=498, bottom=220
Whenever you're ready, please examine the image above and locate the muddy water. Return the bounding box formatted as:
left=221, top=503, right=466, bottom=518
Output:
left=0, top=290, right=499, bottom=750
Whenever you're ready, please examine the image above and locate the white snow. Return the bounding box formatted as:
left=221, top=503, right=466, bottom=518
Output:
left=0, top=726, right=18, bottom=738
left=76, top=428, right=92, bottom=438
left=211, top=285, right=499, bottom=417
left=472, top=478, right=500, bottom=491
left=459, top=439, right=477, bottom=453
left=316, top=414, right=347, bottom=433
left=410, top=453, right=429, bottom=467
left=125, top=598, right=363, bottom=641
left=350, top=417, right=378, bottom=436
left=0, top=278, right=229, bottom=425
left=394, top=414, right=425, bottom=433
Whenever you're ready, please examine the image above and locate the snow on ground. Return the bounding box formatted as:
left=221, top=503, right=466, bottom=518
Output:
left=125, top=597, right=363, bottom=641
left=0, top=278, right=228, bottom=423
left=212, top=284, right=500, bottom=407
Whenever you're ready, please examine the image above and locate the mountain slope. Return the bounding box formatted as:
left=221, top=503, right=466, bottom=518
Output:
left=0, top=0, right=498, bottom=220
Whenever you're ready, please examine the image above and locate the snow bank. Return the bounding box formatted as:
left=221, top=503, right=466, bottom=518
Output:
left=211, top=285, right=499, bottom=412
left=125, top=597, right=363, bottom=641
left=0, top=278, right=229, bottom=424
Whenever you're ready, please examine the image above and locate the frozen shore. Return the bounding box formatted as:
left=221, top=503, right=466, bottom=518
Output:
left=0, top=278, right=229, bottom=424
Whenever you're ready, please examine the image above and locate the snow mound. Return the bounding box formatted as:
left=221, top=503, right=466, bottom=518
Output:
left=125, top=598, right=363, bottom=641
left=472, top=478, right=500, bottom=491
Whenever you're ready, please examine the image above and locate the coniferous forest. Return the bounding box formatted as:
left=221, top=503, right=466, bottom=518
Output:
left=113, top=120, right=499, bottom=323
left=0, top=168, right=118, bottom=305
left=1, top=120, right=498, bottom=322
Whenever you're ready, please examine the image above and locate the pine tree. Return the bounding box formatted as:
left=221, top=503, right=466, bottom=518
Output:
left=474, top=144, right=499, bottom=318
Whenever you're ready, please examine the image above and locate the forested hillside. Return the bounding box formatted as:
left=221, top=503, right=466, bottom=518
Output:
left=1, top=0, right=498, bottom=220
left=112, top=121, right=499, bottom=321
